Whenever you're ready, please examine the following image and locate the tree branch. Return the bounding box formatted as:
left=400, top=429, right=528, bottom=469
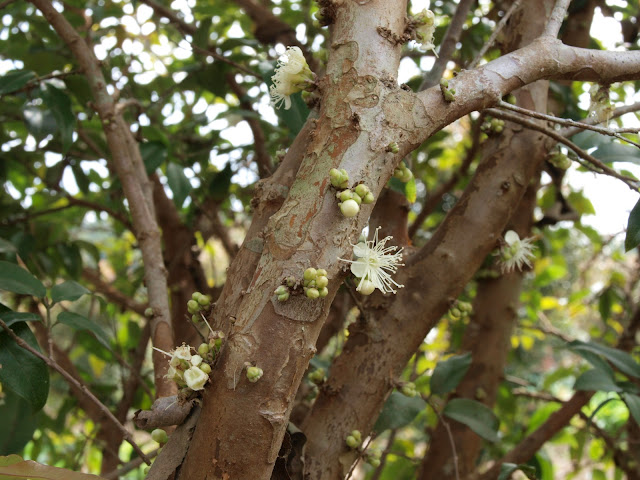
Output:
left=468, top=0, right=522, bottom=69
left=30, top=0, right=177, bottom=397
left=544, top=0, right=572, bottom=37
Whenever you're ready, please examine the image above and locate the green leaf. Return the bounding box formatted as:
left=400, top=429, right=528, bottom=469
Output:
left=40, top=83, right=76, bottom=153
left=208, top=163, right=233, bottom=202
left=569, top=340, right=640, bottom=378
left=591, top=141, right=640, bottom=165
left=621, top=393, right=640, bottom=426
left=140, top=141, right=167, bottom=174
left=166, top=163, right=192, bottom=208
left=373, top=391, right=426, bottom=433
left=430, top=352, right=472, bottom=396
left=50, top=281, right=90, bottom=303
left=0, top=456, right=106, bottom=479
left=56, top=311, right=111, bottom=350
left=498, top=463, right=537, bottom=480
left=0, top=322, right=49, bottom=411
left=0, top=311, right=41, bottom=328
left=0, top=261, right=46, bottom=297
left=625, top=197, right=640, bottom=251
left=0, top=70, right=35, bottom=95
left=443, top=398, right=499, bottom=442
left=0, top=391, right=39, bottom=455
left=71, top=163, right=89, bottom=195
left=23, top=107, right=58, bottom=140
left=574, top=368, right=622, bottom=392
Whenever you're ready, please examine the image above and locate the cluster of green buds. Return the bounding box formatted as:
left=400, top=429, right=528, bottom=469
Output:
left=481, top=117, right=505, bottom=135
left=386, top=142, right=399, bottom=154
left=308, top=367, right=326, bottom=385
left=245, top=363, right=264, bottom=383
left=304, top=267, right=329, bottom=299
left=449, top=300, right=473, bottom=320
left=393, top=161, right=413, bottom=183
left=330, top=169, right=375, bottom=218
left=345, top=430, right=362, bottom=449
left=365, top=447, right=382, bottom=468
left=548, top=151, right=571, bottom=170
left=187, top=291, right=212, bottom=323
left=439, top=78, right=455, bottom=102
left=400, top=381, right=418, bottom=397
left=151, top=428, right=168, bottom=445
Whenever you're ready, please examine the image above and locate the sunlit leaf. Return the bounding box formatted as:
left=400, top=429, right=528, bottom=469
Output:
left=0, top=69, right=35, bottom=95
left=569, top=340, right=640, bottom=378
left=443, top=398, right=499, bottom=442
left=166, top=162, right=192, bottom=208
left=56, top=311, right=111, bottom=350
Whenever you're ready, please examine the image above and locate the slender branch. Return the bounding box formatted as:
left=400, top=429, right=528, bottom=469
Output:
left=82, top=268, right=147, bottom=316
left=498, top=100, right=640, bottom=146
left=425, top=396, right=460, bottom=480
left=544, top=0, right=572, bottom=38
left=485, top=108, right=640, bottom=190
left=560, top=101, right=640, bottom=137
left=0, top=69, right=80, bottom=98
left=30, top=0, right=177, bottom=397
left=468, top=0, right=522, bottom=69
left=65, top=196, right=133, bottom=229
left=225, top=73, right=272, bottom=177
left=103, top=448, right=159, bottom=480
left=138, top=0, right=195, bottom=35
left=0, top=318, right=151, bottom=465
left=420, top=0, right=474, bottom=90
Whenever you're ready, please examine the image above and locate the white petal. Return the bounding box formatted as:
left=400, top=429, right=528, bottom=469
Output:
left=504, top=230, right=520, bottom=245
left=353, top=242, right=368, bottom=257
left=350, top=261, right=367, bottom=278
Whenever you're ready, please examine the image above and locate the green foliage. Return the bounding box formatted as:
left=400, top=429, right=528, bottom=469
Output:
left=430, top=352, right=472, bottom=396
left=373, top=392, right=426, bottom=434
left=443, top=398, right=499, bottom=442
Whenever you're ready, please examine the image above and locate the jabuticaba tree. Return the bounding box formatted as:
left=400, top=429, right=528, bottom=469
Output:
left=1, top=1, right=640, bottom=480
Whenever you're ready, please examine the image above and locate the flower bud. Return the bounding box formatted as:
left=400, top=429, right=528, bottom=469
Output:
left=330, top=168, right=343, bottom=187
left=286, top=276, right=297, bottom=287
left=354, top=184, right=370, bottom=198
left=184, top=366, right=208, bottom=390
left=316, top=269, right=327, bottom=277
left=191, top=292, right=202, bottom=301
left=363, top=192, right=375, bottom=204
left=346, top=435, right=360, bottom=449
left=387, top=142, right=399, bottom=154
left=351, top=192, right=362, bottom=205
left=187, top=299, right=199, bottom=313
left=338, top=189, right=353, bottom=201
left=277, top=292, right=290, bottom=302
left=197, top=294, right=211, bottom=306
left=351, top=430, right=362, bottom=442
left=304, top=268, right=317, bottom=281
left=401, top=382, right=417, bottom=397
left=340, top=199, right=360, bottom=218
left=306, top=287, right=320, bottom=299
left=199, top=362, right=212, bottom=374
left=319, top=287, right=329, bottom=298
left=274, top=285, right=288, bottom=296
left=198, top=343, right=210, bottom=356
left=191, top=314, right=201, bottom=323
left=316, top=275, right=328, bottom=289
left=151, top=428, right=168, bottom=444
left=144, top=307, right=154, bottom=318
left=246, top=366, right=264, bottom=383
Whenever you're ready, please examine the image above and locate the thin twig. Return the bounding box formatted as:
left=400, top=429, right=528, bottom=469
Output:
left=420, top=0, right=474, bottom=90
left=485, top=108, right=640, bottom=191
left=544, top=0, right=572, bottom=38
left=0, top=318, right=151, bottom=465
left=468, top=0, right=522, bottom=69
left=498, top=100, right=640, bottom=146
left=103, top=448, right=159, bottom=480
left=560, top=101, right=640, bottom=137
left=424, top=396, right=460, bottom=480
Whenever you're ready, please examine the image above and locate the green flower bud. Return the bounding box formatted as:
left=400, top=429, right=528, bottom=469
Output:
left=191, top=314, right=201, bottom=323
left=309, top=368, right=325, bottom=384
left=354, top=184, right=370, bottom=198
left=277, top=292, right=290, bottom=302
left=304, top=268, right=318, bottom=281
left=549, top=152, right=571, bottom=170
left=351, top=192, right=362, bottom=205
left=286, top=276, right=296, bottom=287
left=246, top=366, right=263, bottom=383
left=358, top=279, right=376, bottom=296
left=306, top=287, right=320, bottom=299
left=458, top=301, right=473, bottom=313
left=363, top=192, right=375, bottom=204
left=401, top=382, right=417, bottom=397
left=316, top=275, right=329, bottom=289
left=197, top=294, right=211, bottom=306
left=346, top=435, right=360, bottom=449
left=338, top=189, right=353, bottom=201
left=198, top=343, right=210, bottom=356
left=151, top=428, right=168, bottom=444
left=187, top=299, right=199, bottom=313
left=387, top=142, right=399, bottom=154
left=316, top=269, right=327, bottom=277
left=198, top=362, right=212, bottom=374
left=191, top=292, right=202, bottom=301
left=368, top=458, right=381, bottom=468
left=449, top=307, right=462, bottom=319
left=319, top=287, right=329, bottom=298
left=440, top=78, right=448, bottom=89
left=144, top=307, right=154, bottom=317
left=351, top=430, right=362, bottom=442
left=340, top=199, right=360, bottom=218
left=274, top=285, right=288, bottom=296
left=330, top=168, right=343, bottom=187
left=401, top=168, right=413, bottom=183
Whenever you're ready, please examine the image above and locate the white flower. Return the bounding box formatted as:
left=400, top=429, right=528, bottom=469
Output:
left=269, top=46, right=314, bottom=110
left=414, top=9, right=437, bottom=55
left=339, top=227, right=404, bottom=295
left=499, top=230, right=536, bottom=273
left=190, top=355, right=203, bottom=367
left=184, top=366, right=208, bottom=391
left=169, top=344, right=192, bottom=367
